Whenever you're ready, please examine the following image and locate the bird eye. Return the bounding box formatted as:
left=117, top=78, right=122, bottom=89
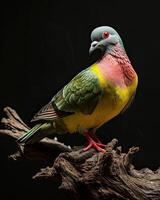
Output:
left=102, top=32, right=109, bottom=39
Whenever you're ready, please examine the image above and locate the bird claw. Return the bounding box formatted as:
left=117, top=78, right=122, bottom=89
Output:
left=83, top=140, right=106, bottom=153
left=83, top=131, right=106, bottom=153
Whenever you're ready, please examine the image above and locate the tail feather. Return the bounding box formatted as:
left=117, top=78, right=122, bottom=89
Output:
left=17, top=123, right=43, bottom=144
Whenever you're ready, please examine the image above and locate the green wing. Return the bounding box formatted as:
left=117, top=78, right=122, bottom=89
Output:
left=52, top=68, right=103, bottom=115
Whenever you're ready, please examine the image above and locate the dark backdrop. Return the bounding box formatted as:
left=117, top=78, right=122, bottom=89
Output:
left=1, top=1, right=160, bottom=199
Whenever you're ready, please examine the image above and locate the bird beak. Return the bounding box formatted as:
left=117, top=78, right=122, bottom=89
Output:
left=89, top=41, right=105, bottom=55
left=89, top=41, right=98, bottom=54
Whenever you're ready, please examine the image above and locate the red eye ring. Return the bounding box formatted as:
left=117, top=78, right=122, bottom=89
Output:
left=102, top=32, right=109, bottom=39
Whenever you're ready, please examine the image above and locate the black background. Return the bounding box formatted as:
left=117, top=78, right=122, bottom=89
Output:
left=1, top=1, right=160, bottom=199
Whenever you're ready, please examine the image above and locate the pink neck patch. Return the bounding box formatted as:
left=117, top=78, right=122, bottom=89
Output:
left=97, top=44, right=137, bottom=87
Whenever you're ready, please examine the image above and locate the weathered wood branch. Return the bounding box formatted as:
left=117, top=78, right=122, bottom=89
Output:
left=0, top=107, right=71, bottom=161
left=0, top=107, right=160, bottom=200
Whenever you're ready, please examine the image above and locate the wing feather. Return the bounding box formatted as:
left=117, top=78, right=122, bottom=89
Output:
left=32, top=68, right=103, bottom=122
left=52, top=68, right=103, bottom=114
left=31, top=102, right=71, bottom=122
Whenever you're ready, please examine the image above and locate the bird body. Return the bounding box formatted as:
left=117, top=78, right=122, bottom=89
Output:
left=17, top=26, right=138, bottom=152
left=63, top=44, right=138, bottom=133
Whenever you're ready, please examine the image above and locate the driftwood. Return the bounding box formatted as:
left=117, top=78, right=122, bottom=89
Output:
left=0, top=106, right=160, bottom=200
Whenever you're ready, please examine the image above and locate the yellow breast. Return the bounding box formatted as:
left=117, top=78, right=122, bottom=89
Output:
left=63, top=65, right=138, bottom=133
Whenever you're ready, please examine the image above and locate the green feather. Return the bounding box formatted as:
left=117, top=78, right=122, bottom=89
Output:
left=52, top=68, right=103, bottom=114
left=17, top=123, right=52, bottom=144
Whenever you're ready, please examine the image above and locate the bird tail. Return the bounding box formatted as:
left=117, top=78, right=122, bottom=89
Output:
left=17, top=123, right=50, bottom=144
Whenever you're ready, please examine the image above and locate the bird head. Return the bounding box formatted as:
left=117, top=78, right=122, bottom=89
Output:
left=89, top=26, right=124, bottom=55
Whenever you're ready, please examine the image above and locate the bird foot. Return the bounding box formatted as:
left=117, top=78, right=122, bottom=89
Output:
left=83, top=139, right=106, bottom=153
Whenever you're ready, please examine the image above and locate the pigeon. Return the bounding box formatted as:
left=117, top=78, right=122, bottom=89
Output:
left=17, top=26, right=138, bottom=152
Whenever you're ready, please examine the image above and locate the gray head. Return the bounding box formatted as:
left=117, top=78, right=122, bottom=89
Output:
left=89, top=26, right=124, bottom=54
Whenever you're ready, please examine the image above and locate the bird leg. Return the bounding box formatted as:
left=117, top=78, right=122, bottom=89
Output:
left=83, top=131, right=106, bottom=153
